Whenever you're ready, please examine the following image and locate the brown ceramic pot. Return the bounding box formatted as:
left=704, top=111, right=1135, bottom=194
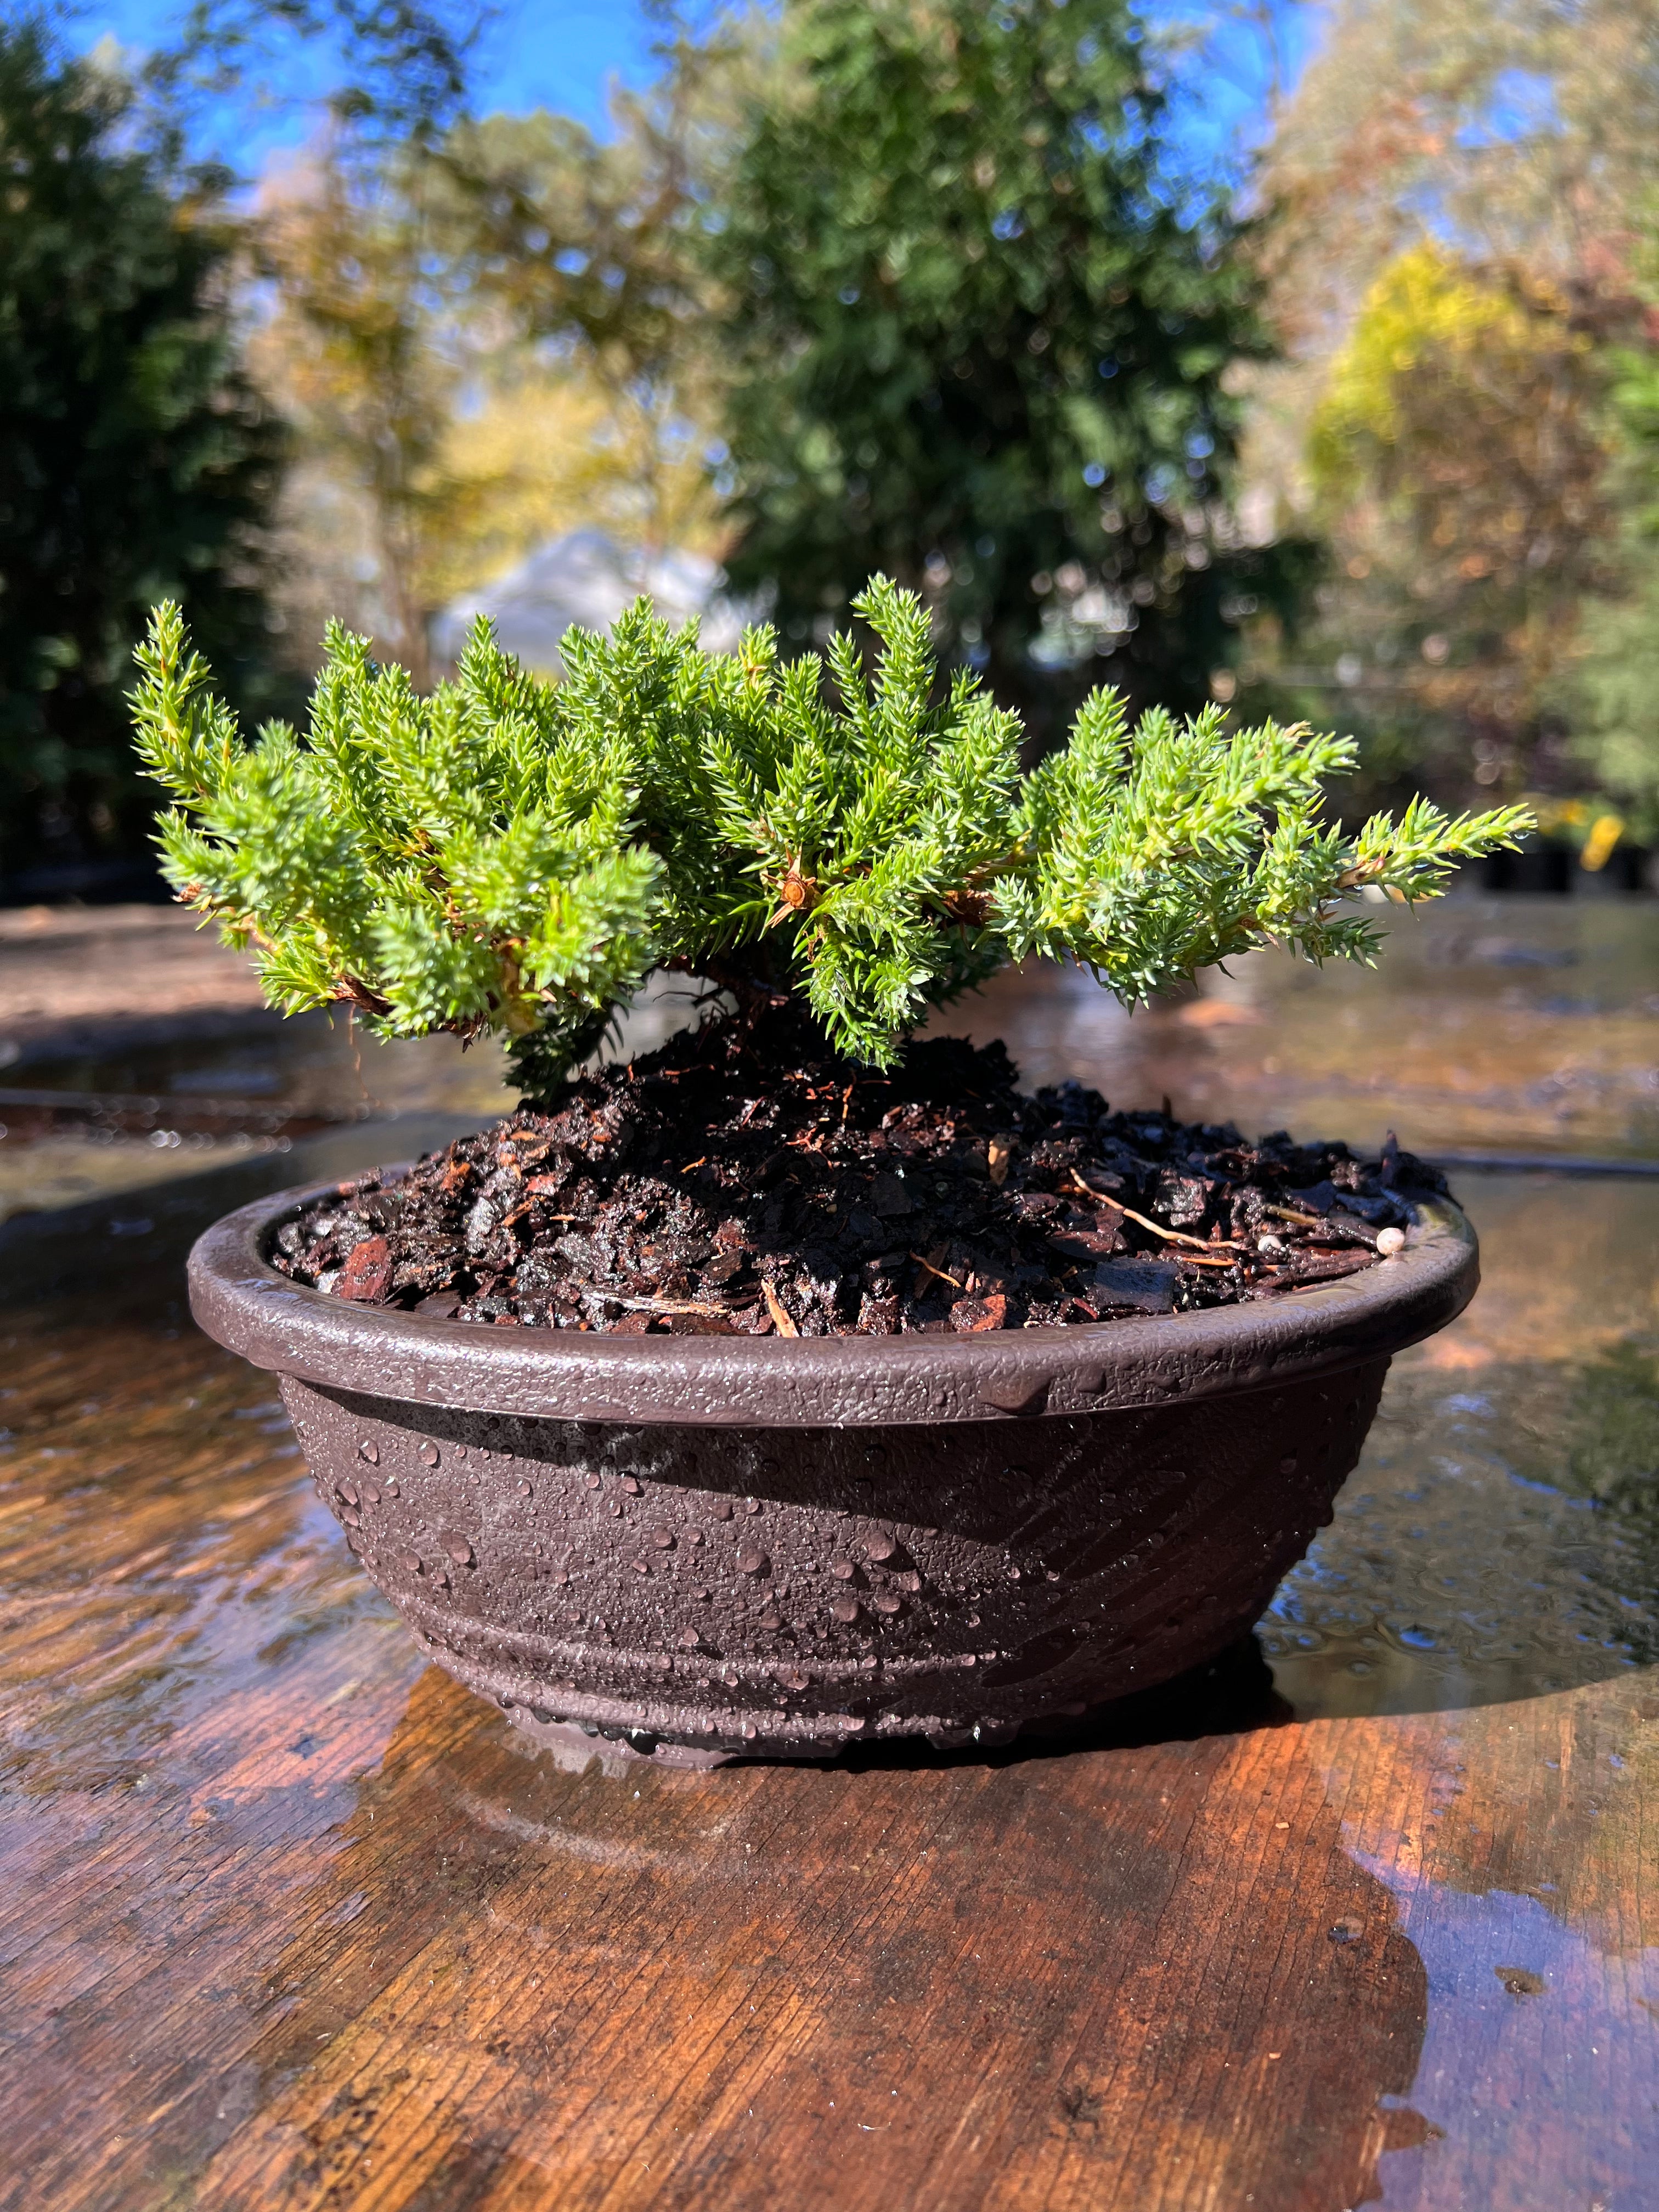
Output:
left=189, top=1173, right=1477, bottom=1767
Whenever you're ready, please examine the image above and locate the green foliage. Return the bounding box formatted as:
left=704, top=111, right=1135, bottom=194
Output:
left=1558, top=341, right=1659, bottom=832
left=133, top=577, right=1531, bottom=1097
left=704, top=0, right=1280, bottom=720
left=1286, top=243, right=1616, bottom=805
left=0, top=16, right=283, bottom=882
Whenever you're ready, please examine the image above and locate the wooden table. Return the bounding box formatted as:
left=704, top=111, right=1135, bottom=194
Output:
left=4, top=1125, right=1657, bottom=2212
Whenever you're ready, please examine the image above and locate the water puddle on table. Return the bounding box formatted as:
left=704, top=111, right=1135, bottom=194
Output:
left=1263, top=1177, right=1659, bottom=1721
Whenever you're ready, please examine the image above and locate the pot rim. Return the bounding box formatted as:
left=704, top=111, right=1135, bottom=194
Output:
left=187, top=1167, right=1478, bottom=1428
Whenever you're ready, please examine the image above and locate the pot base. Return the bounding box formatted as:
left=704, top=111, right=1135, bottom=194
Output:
left=279, top=1356, right=1389, bottom=1761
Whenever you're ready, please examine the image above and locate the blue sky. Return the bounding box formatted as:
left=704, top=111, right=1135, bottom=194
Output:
left=66, top=0, right=1310, bottom=187
left=70, top=2, right=654, bottom=145
left=70, top=0, right=663, bottom=169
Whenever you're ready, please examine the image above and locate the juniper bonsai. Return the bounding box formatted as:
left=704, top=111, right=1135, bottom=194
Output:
left=131, top=575, right=1529, bottom=1101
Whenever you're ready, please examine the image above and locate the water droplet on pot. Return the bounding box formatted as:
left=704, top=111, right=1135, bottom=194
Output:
left=873, top=1595, right=901, bottom=1615
left=831, top=1596, right=859, bottom=1624
left=358, top=1441, right=379, bottom=1464
left=651, top=1527, right=674, bottom=1550
left=898, top=1571, right=922, bottom=1593
left=340, top=1483, right=359, bottom=1506
left=744, top=1499, right=762, bottom=1515
left=398, top=1549, right=423, bottom=1575
left=1007, top=1565, right=1022, bottom=1581
left=339, top=1505, right=361, bottom=1528
left=632, top=1560, right=649, bottom=1575
left=831, top=1558, right=855, bottom=1581
left=864, top=1530, right=896, bottom=1562
left=382, top=1480, right=398, bottom=1498
left=453, top=1444, right=467, bottom=1462
left=420, top=1443, right=440, bottom=1467
left=517, top=1479, right=533, bottom=1499
left=621, top=1476, right=641, bottom=1495
left=440, top=1530, right=473, bottom=1566
left=759, top=1609, right=782, bottom=1630
left=711, top=1500, right=733, bottom=1520
left=552, top=1568, right=569, bottom=1586
left=360, top=1480, right=380, bottom=1504
left=679, top=1628, right=701, bottom=1648
left=585, top=1472, right=602, bottom=1490
left=741, top=1722, right=758, bottom=1740
left=736, top=1548, right=765, bottom=1574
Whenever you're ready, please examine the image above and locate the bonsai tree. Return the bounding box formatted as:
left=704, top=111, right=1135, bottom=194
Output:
left=131, top=576, right=1529, bottom=1100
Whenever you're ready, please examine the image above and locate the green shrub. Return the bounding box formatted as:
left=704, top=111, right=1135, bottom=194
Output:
left=0, top=17, right=283, bottom=880
left=132, top=576, right=1530, bottom=1098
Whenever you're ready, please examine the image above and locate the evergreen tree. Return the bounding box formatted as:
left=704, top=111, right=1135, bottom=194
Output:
left=132, top=578, right=1528, bottom=1099
left=704, top=0, right=1279, bottom=724
left=0, top=18, right=283, bottom=882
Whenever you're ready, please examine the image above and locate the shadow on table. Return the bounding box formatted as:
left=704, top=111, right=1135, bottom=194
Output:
left=805, top=1634, right=1291, bottom=1774
left=161, top=1655, right=1434, bottom=2212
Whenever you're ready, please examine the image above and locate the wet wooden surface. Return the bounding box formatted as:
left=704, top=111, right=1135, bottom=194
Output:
left=3, top=1135, right=1658, bottom=2212
left=4, top=898, right=1659, bottom=2210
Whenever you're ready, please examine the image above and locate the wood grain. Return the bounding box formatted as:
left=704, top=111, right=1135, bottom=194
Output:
left=2, top=1155, right=1656, bottom=2211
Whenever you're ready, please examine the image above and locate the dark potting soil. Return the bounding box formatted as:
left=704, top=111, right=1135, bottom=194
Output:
left=267, top=1010, right=1446, bottom=1337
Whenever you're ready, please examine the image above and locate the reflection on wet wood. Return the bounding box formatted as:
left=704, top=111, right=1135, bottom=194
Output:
left=2, top=1158, right=1656, bottom=2211
left=0, top=1084, right=375, bottom=1140
left=928, top=904, right=1659, bottom=1161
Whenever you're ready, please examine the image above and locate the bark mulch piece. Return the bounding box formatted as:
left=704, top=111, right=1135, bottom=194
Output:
left=267, top=1009, right=1444, bottom=1338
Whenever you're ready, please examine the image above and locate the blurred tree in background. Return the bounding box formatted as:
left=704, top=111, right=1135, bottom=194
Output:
left=249, top=135, right=501, bottom=686
left=0, top=15, right=283, bottom=885
left=441, top=10, right=767, bottom=562
left=148, top=0, right=487, bottom=146
left=245, top=12, right=759, bottom=677
left=1553, top=268, right=1659, bottom=841
left=1242, top=0, right=1659, bottom=840
left=703, top=0, right=1288, bottom=724
left=1299, top=246, right=1619, bottom=801
left=15, top=0, right=1659, bottom=886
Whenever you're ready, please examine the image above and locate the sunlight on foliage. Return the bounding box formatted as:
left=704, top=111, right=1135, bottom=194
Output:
left=1309, top=246, right=1583, bottom=487
left=132, top=580, right=1530, bottom=1097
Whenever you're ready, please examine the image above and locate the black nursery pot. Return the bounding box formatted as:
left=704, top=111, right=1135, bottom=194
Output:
left=189, top=1173, right=1477, bottom=1767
